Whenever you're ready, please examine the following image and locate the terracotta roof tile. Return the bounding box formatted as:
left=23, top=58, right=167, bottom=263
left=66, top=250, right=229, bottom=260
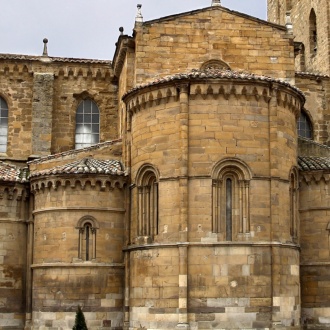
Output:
left=0, top=53, right=111, bottom=64
left=0, top=161, right=29, bottom=183
left=31, top=158, right=125, bottom=178
left=28, top=139, right=122, bottom=165
left=296, top=72, right=330, bottom=79
left=298, top=156, right=330, bottom=171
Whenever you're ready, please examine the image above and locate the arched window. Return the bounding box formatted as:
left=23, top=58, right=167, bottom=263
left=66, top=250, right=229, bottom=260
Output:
left=297, top=111, right=313, bottom=139
left=136, top=165, right=159, bottom=241
left=75, top=99, right=100, bottom=149
left=76, top=216, right=99, bottom=261
left=0, top=97, right=8, bottom=153
left=212, top=159, right=252, bottom=241
left=309, top=9, right=317, bottom=54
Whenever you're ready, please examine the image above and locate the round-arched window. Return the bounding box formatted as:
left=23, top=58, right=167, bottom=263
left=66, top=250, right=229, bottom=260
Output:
left=297, top=111, right=313, bottom=139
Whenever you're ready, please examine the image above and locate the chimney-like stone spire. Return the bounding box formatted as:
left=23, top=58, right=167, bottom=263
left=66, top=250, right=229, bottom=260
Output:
left=119, top=27, right=124, bottom=36
left=211, top=0, right=221, bottom=6
left=136, top=4, right=143, bottom=23
left=285, top=11, right=293, bottom=33
left=42, top=38, right=48, bottom=56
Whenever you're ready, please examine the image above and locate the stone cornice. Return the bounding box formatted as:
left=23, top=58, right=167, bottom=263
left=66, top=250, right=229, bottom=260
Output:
left=30, top=174, right=127, bottom=193
left=124, top=241, right=300, bottom=252
left=143, top=6, right=286, bottom=32
left=112, top=35, right=135, bottom=78
left=299, top=171, right=330, bottom=184
left=31, top=262, right=124, bottom=269
left=124, top=70, right=304, bottom=118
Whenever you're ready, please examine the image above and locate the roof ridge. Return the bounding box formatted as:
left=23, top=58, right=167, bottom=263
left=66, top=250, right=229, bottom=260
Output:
left=123, top=68, right=304, bottom=100
left=28, top=139, right=122, bottom=165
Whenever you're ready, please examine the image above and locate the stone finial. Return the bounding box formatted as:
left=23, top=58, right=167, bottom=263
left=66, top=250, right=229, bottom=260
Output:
left=119, top=27, right=124, bottom=36
left=42, top=38, right=48, bottom=56
left=211, top=0, right=221, bottom=6
left=285, top=11, right=293, bottom=33
left=136, top=4, right=143, bottom=23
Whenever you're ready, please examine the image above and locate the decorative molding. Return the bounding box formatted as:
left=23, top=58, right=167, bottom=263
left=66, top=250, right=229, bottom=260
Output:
left=33, top=206, right=125, bottom=215
left=123, top=241, right=300, bottom=252
left=31, top=176, right=127, bottom=193
left=126, top=79, right=302, bottom=118
left=300, top=171, right=330, bottom=184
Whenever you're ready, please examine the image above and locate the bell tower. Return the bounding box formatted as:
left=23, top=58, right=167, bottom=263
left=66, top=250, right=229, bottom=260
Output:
left=268, top=0, right=330, bottom=75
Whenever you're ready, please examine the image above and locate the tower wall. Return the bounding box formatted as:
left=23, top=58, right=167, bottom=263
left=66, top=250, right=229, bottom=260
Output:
left=124, top=76, right=304, bottom=329
left=30, top=176, right=126, bottom=329
left=268, top=0, right=330, bottom=75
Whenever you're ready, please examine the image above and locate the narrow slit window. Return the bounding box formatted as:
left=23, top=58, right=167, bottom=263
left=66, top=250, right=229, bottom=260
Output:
left=226, top=178, right=233, bottom=241
left=309, top=9, right=317, bottom=54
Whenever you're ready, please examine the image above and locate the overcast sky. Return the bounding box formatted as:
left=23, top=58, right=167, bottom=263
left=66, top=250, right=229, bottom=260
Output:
left=0, top=0, right=267, bottom=60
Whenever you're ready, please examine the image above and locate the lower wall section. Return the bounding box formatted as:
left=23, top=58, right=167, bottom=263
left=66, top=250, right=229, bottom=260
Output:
left=31, top=264, right=124, bottom=329
left=127, top=243, right=300, bottom=330
left=32, top=310, right=122, bottom=330
left=301, top=265, right=330, bottom=328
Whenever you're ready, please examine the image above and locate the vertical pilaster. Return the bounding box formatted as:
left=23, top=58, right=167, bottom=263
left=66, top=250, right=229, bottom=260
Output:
left=25, top=193, right=34, bottom=329
left=31, top=72, right=54, bottom=157
left=177, top=84, right=189, bottom=329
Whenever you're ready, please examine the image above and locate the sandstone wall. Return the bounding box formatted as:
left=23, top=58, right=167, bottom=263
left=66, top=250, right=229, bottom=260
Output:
left=268, top=0, right=330, bottom=75
left=0, top=58, right=118, bottom=159
left=30, top=176, right=126, bottom=329
left=300, top=172, right=330, bottom=327
left=0, top=184, right=28, bottom=328
left=295, top=75, right=330, bottom=144
left=134, top=7, right=295, bottom=85
left=124, top=76, right=303, bottom=329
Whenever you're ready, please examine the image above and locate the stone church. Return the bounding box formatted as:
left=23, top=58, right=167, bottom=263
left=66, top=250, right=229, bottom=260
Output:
left=0, top=0, right=329, bottom=329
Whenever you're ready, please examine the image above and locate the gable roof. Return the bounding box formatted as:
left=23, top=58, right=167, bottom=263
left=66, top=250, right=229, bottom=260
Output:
left=30, top=158, right=125, bottom=178
left=143, top=5, right=286, bottom=32
left=298, top=156, right=330, bottom=171
left=0, top=161, right=29, bottom=183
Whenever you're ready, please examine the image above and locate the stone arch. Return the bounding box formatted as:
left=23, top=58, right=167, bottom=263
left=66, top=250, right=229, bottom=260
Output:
left=76, top=215, right=99, bottom=261
left=135, top=164, right=159, bottom=241
left=211, top=158, right=252, bottom=240
left=200, top=59, right=231, bottom=71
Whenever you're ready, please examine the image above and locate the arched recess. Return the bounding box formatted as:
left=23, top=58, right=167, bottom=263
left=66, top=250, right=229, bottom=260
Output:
left=76, top=216, right=99, bottom=261
left=297, top=109, right=313, bottom=139
left=309, top=9, right=317, bottom=55
left=211, top=158, right=252, bottom=241
left=136, top=164, right=159, bottom=241
left=289, top=167, right=299, bottom=240
left=286, top=0, right=292, bottom=11
left=201, top=59, right=231, bottom=71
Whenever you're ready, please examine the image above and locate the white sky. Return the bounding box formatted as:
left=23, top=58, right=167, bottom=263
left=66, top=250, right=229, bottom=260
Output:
left=0, top=0, right=267, bottom=60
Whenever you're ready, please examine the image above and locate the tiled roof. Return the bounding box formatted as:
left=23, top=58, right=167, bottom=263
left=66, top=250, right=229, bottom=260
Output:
left=0, top=161, right=29, bottom=183
left=30, top=158, right=125, bottom=178
left=0, top=53, right=111, bottom=65
left=296, top=72, right=330, bottom=79
left=28, top=139, right=122, bottom=165
left=124, top=69, right=304, bottom=99
left=298, top=156, right=330, bottom=171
